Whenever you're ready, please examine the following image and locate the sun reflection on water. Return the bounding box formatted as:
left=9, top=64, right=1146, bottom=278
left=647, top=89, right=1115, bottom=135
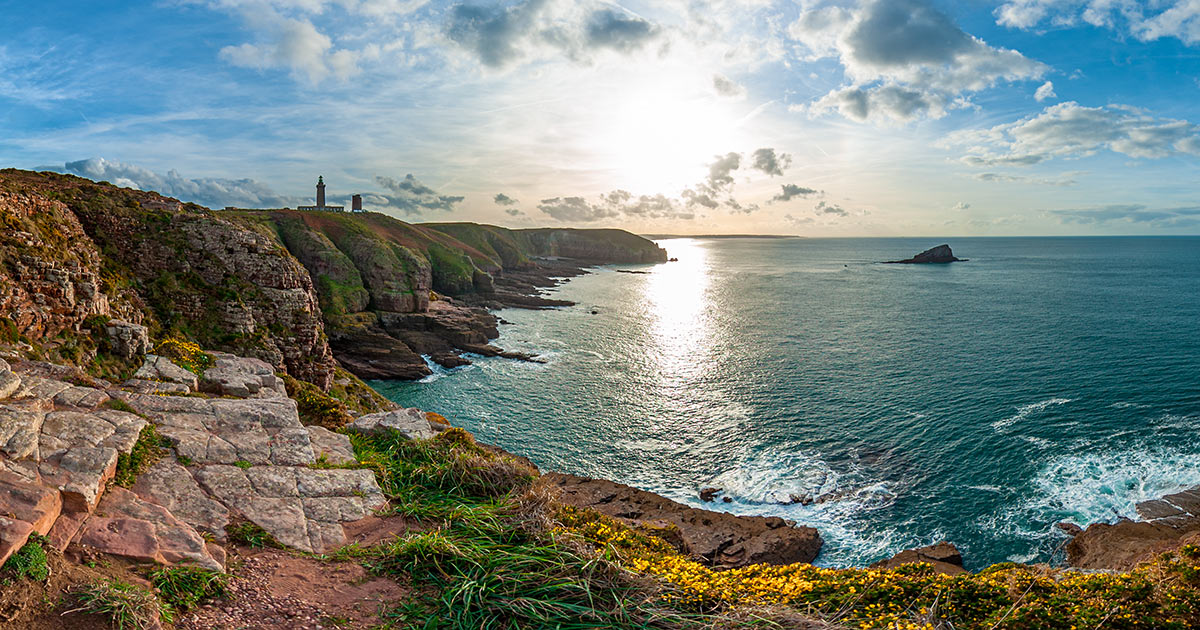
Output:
left=646, top=239, right=713, bottom=383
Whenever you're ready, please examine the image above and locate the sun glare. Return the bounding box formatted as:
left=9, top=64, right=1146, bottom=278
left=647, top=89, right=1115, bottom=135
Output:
left=589, top=86, right=743, bottom=193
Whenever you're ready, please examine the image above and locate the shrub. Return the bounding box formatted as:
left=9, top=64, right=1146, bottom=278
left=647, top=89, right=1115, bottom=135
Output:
left=0, top=316, right=19, bottom=344
left=153, top=338, right=213, bottom=375
left=113, top=424, right=168, bottom=487
left=2, top=534, right=49, bottom=581
left=283, top=375, right=352, bottom=429
left=149, top=565, right=228, bottom=611
left=65, top=578, right=171, bottom=630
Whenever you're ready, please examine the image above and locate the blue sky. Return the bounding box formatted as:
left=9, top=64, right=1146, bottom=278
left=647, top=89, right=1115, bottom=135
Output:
left=3, top=0, right=1200, bottom=235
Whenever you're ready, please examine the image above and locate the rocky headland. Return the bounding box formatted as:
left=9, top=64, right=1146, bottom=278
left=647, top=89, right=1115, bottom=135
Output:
left=2, top=169, right=1198, bottom=629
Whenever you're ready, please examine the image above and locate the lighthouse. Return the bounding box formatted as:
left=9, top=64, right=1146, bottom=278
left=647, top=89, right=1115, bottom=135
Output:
left=316, top=176, right=326, bottom=208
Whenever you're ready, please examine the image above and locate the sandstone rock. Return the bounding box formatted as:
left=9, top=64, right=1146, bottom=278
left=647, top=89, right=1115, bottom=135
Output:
left=1068, top=485, right=1200, bottom=570
left=306, top=426, right=356, bottom=465
left=121, top=378, right=193, bottom=395
left=870, top=542, right=966, bottom=575
left=194, top=465, right=386, bottom=553
left=0, top=401, right=48, bottom=460
left=699, top=487, right=721, bottom=502
left=346, top=408, right=436, bottom=440
left=0, top=470, right=63, bottom=565
left=134, top=355, right=199, bottom=391
left=53, top=385, right=110, bottom=409
left=199, top=352, right=286, bottom=399
left=79, top=487, right=223, bottom=571
left=13, top=376, right=73, bottom=402
left=39, top=446, right=119, bottom=512
left=0, top=369, right=20, bottom=400
left=545, top=473, right=822, bottom=569
left=105, top=320, right=151, bottom=360
left=131, top=459, right=230, bottom=539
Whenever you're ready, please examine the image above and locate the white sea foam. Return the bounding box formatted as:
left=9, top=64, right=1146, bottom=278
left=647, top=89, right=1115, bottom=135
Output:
left=417, top=355, right=476, bottom=383
left=991, top=446, right=1200, bottom=544
left=991, top=398, right=1072, bottom=431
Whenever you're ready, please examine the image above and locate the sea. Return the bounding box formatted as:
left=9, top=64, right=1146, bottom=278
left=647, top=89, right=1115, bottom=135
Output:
left=371, top=237, right=1200, bottom=570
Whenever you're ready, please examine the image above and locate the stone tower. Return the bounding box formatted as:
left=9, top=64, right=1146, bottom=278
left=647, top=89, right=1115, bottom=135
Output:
left=316, top=176, right=326, bottom=208
left=352, top=194, right=362, bottom=212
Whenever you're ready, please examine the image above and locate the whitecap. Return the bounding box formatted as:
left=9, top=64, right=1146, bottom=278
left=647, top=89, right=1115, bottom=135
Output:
left=991, top=398, right=1072, bottom=431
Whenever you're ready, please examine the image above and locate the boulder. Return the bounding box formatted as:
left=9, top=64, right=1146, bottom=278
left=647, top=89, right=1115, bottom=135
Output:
left=886, top=244, right=963, bottom=264
left=199, top=352, right=286, bottom=399
left=545, top=473, right=822, bottom=569
left=870, top=541, right=966, bottom=575
left=346, top=408, right=436, bottom=440
left=134, top=355, right=198, bottom=391
left=104, top=320, right=151, bottom=360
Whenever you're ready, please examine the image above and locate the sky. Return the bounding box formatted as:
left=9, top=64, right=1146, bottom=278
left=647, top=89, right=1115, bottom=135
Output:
left=2, top=0, right=1200, bottom=236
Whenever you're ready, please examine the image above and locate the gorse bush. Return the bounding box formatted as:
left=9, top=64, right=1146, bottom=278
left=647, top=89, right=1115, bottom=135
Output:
left=153, top=338, right=212, bottom=374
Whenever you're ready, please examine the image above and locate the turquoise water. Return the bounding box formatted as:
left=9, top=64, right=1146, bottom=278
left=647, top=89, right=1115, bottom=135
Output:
left=373, top=237, right=1200, bottom=569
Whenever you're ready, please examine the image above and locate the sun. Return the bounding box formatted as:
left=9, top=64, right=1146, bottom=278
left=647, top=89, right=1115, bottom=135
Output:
left=587, top=82, right=745, bottom=194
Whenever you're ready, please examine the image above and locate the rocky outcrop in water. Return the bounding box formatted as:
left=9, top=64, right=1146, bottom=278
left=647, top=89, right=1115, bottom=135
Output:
left=1065, top=486, right=1200, bottom=570
left=544, top=473, right=823, bottom=569
left=886, top=244, right=963, bottom=264
left=870, top=541, right=966, bottom=575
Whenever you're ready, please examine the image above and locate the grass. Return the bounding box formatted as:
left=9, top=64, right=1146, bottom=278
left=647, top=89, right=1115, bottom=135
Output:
left=65, top=578, right=172, bottom=630
left=283, top=373, right=353, bottom=429
left=149, top=565, right=228, bottom=612
left=2, top=534, right=49, bottom=581
left=103, top=397, right=141, bottom=414
left=227, top=520, right=282, bottom=549
left=345, top=429, right=759, bottom=630
left=113, top=423, right=169, bottom=487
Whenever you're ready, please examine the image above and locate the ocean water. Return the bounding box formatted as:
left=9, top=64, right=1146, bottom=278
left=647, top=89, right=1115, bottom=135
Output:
left=372, top=237, right=1200, bottom=569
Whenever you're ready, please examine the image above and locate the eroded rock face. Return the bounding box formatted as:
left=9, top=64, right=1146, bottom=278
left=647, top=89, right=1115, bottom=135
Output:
left=199, top=352, right=287, bottom=399
left=544, top=473, right=823, bottom=569
left=104, top=320, right=151, bottom=360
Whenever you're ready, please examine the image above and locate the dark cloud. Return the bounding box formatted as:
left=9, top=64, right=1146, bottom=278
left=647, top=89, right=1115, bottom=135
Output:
left=537, top=196, right=620, bottom=222
left=815, top=201, right=849, bottom=217
left=681, top=188, right=719, bottom=209
left=784, top=213, right=814, bottom=226
left=712, top=73, right=746, bottom=99
left=704, top=152, right=741, bottom=193
left=445, top=0, right=660, bottom=68
left=493, top=192, right=518, bottom=205
left=791, top=0, right=1045, bottom=123
left=584, top=9, right=659, bottom=52
left=1051, top=204, right=1200, bottom=226
left=750, top=148, right=792, bottom=177
left=504, top=208, right=525, bottom=216
left=375, top=174, right=465, bottom=215
left=771, top=184, right=820, bottom=203
left=59, top=158, right=295, bottom=209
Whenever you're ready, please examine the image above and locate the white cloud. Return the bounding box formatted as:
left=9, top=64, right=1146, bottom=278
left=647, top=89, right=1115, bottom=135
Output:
left=58, top=157, right=296, bottom=208
left=950, top=102, right=1200, bottom=166
left=953, top=201, right=970, bottom=210
left=712, top=73, right=746, bottom=99
left=995, top=1, right=1200, bottom=45
left=789, top=0, right=1046, bottom=123
left=218, top=5, right=364, bottom=83
left=1035, top=80, right=1056, bottom=102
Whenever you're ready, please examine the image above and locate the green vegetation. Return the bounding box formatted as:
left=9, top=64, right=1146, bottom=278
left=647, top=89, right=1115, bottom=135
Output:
left=149, top=565, right=229, bottom=612
left=0, top=316, right=18, bottom=344
left=103, top=398, right=140, bottom=414
left=227, top=520, right=282, bottom=549
left=2, top=534, right=50, bottom=582
left=283, top=373, right=353, bottom=429
left=65, top=578, right=172, bottom=630
left=113, top=424, right=169, bottom=487
left=153, top=338, right=213, bottom=375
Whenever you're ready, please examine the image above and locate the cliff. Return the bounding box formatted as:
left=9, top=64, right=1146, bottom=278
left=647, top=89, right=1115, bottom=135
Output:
left=0, top=170, right=666, bottom=385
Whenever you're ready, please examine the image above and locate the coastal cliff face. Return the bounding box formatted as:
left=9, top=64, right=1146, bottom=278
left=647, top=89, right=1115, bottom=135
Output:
left=0, top=170, right=668, bottom=386
left=0, top=170, right=337, bottom=389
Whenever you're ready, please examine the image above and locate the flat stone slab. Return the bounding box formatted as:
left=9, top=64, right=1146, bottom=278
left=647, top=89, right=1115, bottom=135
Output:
left=307, top=426, right=356, bottom=465
left=346, top=408, right=436, bottom=440
left=194, top=465, right=386, bottom=553
left=131, top=459, right=229, bottom=539
left=13, top=376, right=73, bottom=402
left=0, top=400, right=50, bottom=460
left=0, top=369, right=21, bottom=399
left=53, top=385, right=110, bottom=409
left=78, top=488, right=222, bottom=571
left=199, top=353, right=286, bottom=399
